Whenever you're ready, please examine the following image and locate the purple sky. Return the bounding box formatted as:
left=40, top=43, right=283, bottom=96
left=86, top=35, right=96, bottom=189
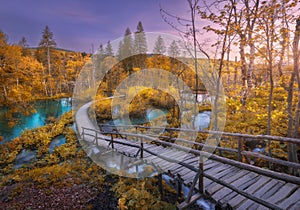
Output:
left=0, top=0, right=190, bottom=52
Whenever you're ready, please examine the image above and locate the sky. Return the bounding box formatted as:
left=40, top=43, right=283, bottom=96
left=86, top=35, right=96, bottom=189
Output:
left=0, top=0, right=190, bottom=53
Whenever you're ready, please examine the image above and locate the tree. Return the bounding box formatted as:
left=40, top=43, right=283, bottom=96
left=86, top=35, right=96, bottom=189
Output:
left=134, top=21, right=147, bottom=54
left=18, top=37, right=29, bottom=56
left=133, top=21, right=147, bottom=69
left=104, top=41, right=114, bottom=57
left=98, top=44, right=105, bottom=60
left=153, top=35, right=166, bottom=54
left=118, top=28, right=133, bottom=60
left=286, top=16, right=300, bottom=169
left=0, top=31, right=9, bottom=101
left=38, top=26, right=56, bottom=75
left=168, top=40, right=180, bottom=58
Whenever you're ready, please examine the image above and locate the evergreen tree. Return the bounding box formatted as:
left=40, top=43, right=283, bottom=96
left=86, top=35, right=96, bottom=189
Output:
left=18, top=37, right=28, bottom=48
left=134, top=21, right=147, bottom=54
left=104, top=41, right=114, bottom=57
left=117, top=41, right=123, bottom=60
left=118, top=28, right=133, bottom=60
left=168, top=40, right=180, bottom=58
left=153, top=35, right=166, bottom=54
left=98, top=44, right=104, bottom=59
left=18, top=36, right=29, bottom=56
left=38, top=26, right=56, bottom=75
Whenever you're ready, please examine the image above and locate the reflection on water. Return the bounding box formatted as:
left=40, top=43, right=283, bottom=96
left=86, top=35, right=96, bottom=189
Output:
left=0, top=98, right=72, bottom=143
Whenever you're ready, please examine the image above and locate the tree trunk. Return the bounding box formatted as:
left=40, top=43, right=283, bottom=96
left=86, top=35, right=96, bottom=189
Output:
left=291, top=17, right=300, bottom=167
left=47, top=46, right=51, bottom=75
left=286, top=17, right=300, bottom=174
left=234, top=56, right=237, bottom=89
left=226, top=41, right=231, bottom=88
left=2, top=84, right=7, bottom=100
left=239, top=37, right=248, bottom=105
left=248, top=38, right=255, bottom=88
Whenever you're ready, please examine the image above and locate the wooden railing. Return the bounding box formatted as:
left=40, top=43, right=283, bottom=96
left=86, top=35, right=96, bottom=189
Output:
left=98, top=124, right=300, bottom=171
left=81, top=125, right=300, bottom=209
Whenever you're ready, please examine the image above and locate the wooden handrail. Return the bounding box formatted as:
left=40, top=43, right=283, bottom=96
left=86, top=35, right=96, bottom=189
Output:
left=93, top=128, right=300, bottom=184
left=81, top=126, right=299, bottom=209
left=98, top=124, right=300, bottom=144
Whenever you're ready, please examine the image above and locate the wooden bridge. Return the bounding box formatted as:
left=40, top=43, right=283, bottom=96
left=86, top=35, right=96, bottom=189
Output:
left=75, top=102, right=300, bottom=209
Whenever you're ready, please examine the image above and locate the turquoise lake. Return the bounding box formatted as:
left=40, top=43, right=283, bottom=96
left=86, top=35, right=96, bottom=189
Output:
left=0, top=98, right=72, bottom=144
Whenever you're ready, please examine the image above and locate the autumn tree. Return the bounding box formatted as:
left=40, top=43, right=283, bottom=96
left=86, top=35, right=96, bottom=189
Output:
left=286, top=16, right=300, bottom=169
left=0, top=31, right=9, bottom=101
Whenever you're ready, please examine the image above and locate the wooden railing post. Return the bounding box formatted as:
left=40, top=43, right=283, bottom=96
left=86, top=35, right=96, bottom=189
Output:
left=176, top=174, right=182, bottom=202
left=169, top=130, right=173, bottom=142
left=82, top=127, right=85, bottom=140
left=158, top=173, right=164, bottom=200
left=140, top=137, right=144, bottom=158
left=238, top=137, right=243, bottom=162
left=199, top=156, right=204, bottom=194
left=95, top=131, right=98, bottom=145
left=110, top=133, right=114, bottom=149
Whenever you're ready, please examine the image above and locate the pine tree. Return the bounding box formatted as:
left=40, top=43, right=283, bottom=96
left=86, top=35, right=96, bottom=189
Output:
left=153, top=35, right=166, bottom=54
left=118, top=28, right=133, bottom=60
left=134, top=21, right=147, bottom=54
left=104, top=41, right=114, bottom=57
left=98, top=44, right=104, bottom=59
left=38, top=26, right=56, bottom=75
left=18, top=37, right=29, bottom=56
left=117, top=41, right=123, bottom=60
left=168, top=40, right=180, bottom=57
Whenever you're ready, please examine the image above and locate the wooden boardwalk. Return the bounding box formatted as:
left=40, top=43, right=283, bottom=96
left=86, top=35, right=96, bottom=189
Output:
left=75, top=102, right=300, bottom=210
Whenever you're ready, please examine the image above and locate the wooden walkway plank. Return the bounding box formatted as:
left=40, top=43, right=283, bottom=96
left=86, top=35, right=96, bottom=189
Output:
left=206, top=169, right=249, bottom=194
left=261, top=180, right=285, bottom=200
left=203, top=160, right=222, bottom=170
left=244, top=180, right=285, bottom=210
left=278, top=187, right=300, bottom=209
left=212, top=172, right=259, bottom=205
left=181, top=171, right=196, bottom=183
left=168, top=164, right=186, bottom=173
left=205, top=163, right=232, bottom=176
left=225, top=175, right=271, bottom=210
left=290, top=200, right=300, bottom=210
left=265, top=182, right=298, bottom=205
left=253, top=179, right=283, bottom=198
left=182, top=156, right=199, bottom=165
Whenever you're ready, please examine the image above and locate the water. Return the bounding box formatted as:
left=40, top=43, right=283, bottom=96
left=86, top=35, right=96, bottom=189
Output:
left=49, top=135, right=66, bottom=153
left=162, top=174, right=215, bottom=209
left=110, top=108, right=168, bottom=126
left=194, top=111, right=211, bottom=130
left=14, top=149, right=37, bottom=169
left=0, top=98, right=72, bottom=144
